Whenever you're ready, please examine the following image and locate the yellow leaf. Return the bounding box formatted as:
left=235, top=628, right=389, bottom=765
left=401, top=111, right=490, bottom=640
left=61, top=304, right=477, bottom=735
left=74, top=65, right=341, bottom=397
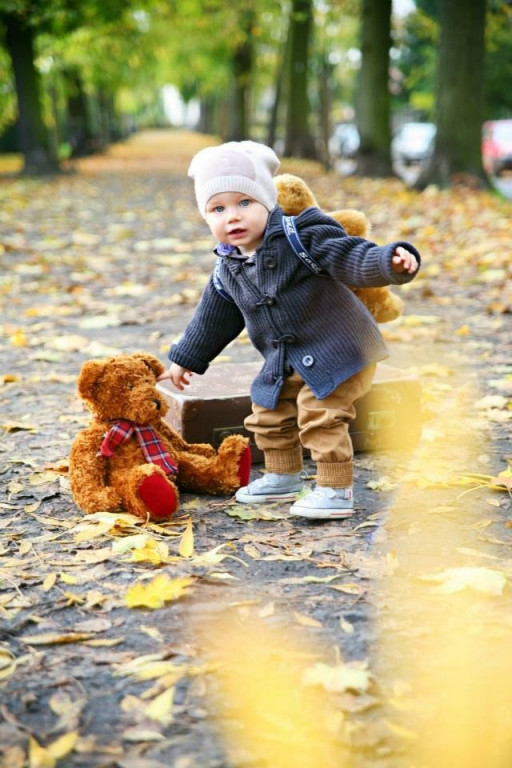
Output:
left=47, top=731, right=78, bottom=760
left=114, top=657, right=185, bottom=682
left=24, top=502, right=41, bottom=513
left=85, top=637, right=125, bottom=647
left=421, top=567, right=507, bottom=596
left=302, top=661, right=372, bottom=694
left=42, top=573, right=57, bottom=592
left=111, top=533, right=150, bottom=553
left=329, top=583, right=366, bottom=595
left=140, top=625, right=164, bottom=642
left=60, top=573, right=78, bottom=585
left=294, top=612, right=322, bottom=628
left=21, top=632, right=93, bottom=646
left=125, top=574, right=193, bottom=609
left=145, top=686, right=175, bottom=725
left=339, top=617, right=354, bottom=635
left=10, top=329, right=29, bottom=347
left=131, top=539, right=169, bottom=565
left=29, top=737, right=55, bottom=768
left=0, top=648, right=16, bottom=680
left=178, top=518, right=194, bottom=558
left=19, top=541, right=32, bottom=555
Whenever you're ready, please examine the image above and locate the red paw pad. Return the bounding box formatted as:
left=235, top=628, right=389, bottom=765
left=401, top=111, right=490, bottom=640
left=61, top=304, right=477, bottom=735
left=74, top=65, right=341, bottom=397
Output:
left=139, top=474, right=178, bottom=519
left=237, top=444, right=252, bottom=488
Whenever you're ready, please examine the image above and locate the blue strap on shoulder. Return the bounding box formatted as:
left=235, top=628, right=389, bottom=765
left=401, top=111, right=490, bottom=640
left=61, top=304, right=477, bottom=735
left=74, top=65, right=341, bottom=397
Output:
left=282, top=215, right=323, bottom=275
left=212, top=256, right=235, bottom=302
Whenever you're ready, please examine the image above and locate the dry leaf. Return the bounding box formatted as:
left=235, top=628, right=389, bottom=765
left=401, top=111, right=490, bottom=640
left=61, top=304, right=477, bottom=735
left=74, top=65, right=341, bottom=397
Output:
left=178, top=519, right=194, bottom=558
left=144, top=686, right=175, bottom=725
left=294, top=612, right=323, bottom=628
left=302, top=661, right=372, bottom=694
left=420, top=566, right=507, bottom=596
left=125, top=574, right=194, bottom=609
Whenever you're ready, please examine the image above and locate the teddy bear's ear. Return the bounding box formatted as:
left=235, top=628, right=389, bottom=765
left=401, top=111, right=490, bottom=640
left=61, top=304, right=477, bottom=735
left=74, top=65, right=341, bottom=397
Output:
left=77, top=359, right=106, bottom=400
left=328, top=209, right=371, bottom=238
left=132, top=353, right=165, bottom=378
left=274, top=173, right=318, bottom=216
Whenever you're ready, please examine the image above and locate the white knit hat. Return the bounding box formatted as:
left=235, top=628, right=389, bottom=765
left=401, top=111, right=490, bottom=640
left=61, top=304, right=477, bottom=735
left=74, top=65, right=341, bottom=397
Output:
left=188, top=140, right=280, bottom=216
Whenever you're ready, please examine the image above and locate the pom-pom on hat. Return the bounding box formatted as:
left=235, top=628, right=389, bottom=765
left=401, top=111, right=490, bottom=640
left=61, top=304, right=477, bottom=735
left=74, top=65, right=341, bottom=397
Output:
left=188, top=140, right=280, bottom=216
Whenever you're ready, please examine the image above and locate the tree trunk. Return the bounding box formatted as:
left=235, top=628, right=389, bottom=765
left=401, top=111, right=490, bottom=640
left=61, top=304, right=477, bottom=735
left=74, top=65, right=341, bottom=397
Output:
left=3, top=12, right=59, bottom=175
left=318, top=53, right=333, bottom=169
left=65, top=68, right=96, bottom=157
left=227, top=9, right=254, bottom=141
left=415, top=0, right=488, bottom=189
left=266, top=34, right=289, bottom=150
left=283, top=0, right=317, bottom=159
left=356, top=0, right=393, bottom=177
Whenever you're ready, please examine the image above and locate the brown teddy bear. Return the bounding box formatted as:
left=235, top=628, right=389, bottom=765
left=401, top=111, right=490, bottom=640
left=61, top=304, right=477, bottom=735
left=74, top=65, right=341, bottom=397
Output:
left=274, top=173, right=404, bottom=323
left=69, top=353, right=251, bottom=520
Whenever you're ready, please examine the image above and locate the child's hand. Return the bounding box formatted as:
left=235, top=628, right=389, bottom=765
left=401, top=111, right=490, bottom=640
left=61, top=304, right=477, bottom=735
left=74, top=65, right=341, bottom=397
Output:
left=392, top=246, right=419, bottom=274
left=157, top=363, right=193, bottom=391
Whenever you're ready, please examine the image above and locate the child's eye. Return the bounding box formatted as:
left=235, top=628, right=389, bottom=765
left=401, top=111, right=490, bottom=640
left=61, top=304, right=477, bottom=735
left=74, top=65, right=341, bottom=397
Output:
left=213, top=205, right=224, bottom=213
left=240, top=199, right=251, bottom=207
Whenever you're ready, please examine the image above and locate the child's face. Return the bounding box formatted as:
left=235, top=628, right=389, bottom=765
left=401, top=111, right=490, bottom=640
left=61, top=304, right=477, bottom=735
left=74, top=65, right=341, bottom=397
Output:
left=205, top=192, right=269, bottom=254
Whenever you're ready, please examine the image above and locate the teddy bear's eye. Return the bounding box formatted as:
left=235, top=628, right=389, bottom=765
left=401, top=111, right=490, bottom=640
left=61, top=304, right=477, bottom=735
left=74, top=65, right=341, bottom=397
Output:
left=126, top=383, right=134, bottom=390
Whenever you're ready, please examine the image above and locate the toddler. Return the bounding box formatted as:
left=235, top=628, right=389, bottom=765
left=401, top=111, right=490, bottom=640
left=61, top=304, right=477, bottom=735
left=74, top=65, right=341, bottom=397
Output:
left=158, top=140, right=420, bottom=519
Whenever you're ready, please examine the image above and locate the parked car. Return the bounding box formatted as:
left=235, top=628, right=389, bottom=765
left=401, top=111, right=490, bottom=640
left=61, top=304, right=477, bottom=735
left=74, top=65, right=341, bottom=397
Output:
left=329, top=123, right=360, bottom=160
left=391, top=122, right=436, bottom=166
left=482, top=119, right=512, bottom=177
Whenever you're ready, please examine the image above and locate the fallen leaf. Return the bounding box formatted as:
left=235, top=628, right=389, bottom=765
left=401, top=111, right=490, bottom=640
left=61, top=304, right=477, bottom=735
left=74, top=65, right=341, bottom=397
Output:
left=125, top=574, right=194, bottom=609
left=420, top=567, right=507, bottom=596
left=178, top=519, right=194, bottom=558
left=145, top=686, right=175, bottom=726
left=302, top=661, right=372, bottom=694
left=21, top=632, right=94, bottom=646
left=294, top=612, right=323, bottom=628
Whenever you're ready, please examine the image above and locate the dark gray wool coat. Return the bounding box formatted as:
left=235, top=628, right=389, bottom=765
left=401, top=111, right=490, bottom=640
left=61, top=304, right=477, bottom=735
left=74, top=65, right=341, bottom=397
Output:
left=168, top=205, right=421, bottom=409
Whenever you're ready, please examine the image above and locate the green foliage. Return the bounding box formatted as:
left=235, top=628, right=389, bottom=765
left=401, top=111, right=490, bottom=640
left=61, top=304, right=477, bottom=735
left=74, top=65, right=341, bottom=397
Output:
left=392, top=7, right=438, bottom=119
left=485, top=3, right=512, bottom=117
left=0, top=43, right=16, bottom=133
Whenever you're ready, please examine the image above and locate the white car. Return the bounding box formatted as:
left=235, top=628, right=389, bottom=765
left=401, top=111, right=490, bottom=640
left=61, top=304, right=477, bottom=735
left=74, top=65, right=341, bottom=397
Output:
left=392, top=122, right=436, bottom=166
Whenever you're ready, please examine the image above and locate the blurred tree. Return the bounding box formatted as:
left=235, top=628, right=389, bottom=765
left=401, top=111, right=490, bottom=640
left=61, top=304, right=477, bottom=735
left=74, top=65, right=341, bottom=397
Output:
left=392, top=6, right=438, bottom=119
left=395, top=0, right=512, bottom=121
left=0, top=0, right=151, bottom=172
left=485, top=1, right=512, bottom=118
left=283, top=0, right=317, bottom=158
left=226, top=6, right=255, bottom=140
left=356, top=0, right=393, bottom=176
left=415, top=0, right=488, bottom=188
left=1, top=8, right=59, bottom=173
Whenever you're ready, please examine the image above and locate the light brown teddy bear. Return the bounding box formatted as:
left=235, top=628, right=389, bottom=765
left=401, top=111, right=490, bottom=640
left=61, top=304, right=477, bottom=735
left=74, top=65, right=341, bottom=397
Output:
left=275, top=173, right=404, bottom=323
left=69, top=353, right=251, bottom=520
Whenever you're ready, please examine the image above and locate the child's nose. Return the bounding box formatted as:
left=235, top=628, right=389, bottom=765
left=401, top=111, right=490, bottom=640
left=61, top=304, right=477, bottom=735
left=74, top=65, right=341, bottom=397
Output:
left=226, top=206, right=240, bottom=221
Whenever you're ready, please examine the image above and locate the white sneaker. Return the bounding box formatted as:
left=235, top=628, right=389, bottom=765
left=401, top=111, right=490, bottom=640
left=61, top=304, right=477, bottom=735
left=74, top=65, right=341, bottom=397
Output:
left=235, top=472, right=304, bottom=504
left=289, top=486, right=354, bottom=519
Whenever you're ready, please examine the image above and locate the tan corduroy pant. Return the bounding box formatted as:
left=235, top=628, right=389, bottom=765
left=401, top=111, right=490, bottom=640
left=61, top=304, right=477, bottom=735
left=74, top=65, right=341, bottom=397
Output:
left=244, top=364, right=376, bottom=488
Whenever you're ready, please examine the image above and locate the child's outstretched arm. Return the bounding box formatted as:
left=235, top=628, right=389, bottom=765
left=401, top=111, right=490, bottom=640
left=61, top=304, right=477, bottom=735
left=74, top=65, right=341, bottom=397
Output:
left=157, top=363, right=193, bottom=391
left=392, top=246, right=419, bottom=275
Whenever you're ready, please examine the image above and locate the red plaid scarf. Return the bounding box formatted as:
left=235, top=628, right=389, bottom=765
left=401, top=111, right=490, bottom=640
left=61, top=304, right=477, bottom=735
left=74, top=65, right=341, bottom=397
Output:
left=99, top=420, right=177, bottom=476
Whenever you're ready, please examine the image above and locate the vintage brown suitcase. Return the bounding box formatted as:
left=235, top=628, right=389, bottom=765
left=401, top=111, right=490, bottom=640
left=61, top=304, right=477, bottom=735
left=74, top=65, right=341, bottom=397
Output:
left=157, top=361, right=421, bottom=463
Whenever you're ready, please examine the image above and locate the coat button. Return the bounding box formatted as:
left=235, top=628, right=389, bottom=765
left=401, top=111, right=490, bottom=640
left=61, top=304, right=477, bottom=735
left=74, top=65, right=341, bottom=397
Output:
left=302, top=355, right=314, bottom=367
left=264, top=257, right=276, bottom=269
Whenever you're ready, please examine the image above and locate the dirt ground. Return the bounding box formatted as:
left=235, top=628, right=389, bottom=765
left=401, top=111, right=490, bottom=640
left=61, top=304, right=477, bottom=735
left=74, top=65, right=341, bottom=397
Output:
left=1, top=131, right=511, bottom=768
